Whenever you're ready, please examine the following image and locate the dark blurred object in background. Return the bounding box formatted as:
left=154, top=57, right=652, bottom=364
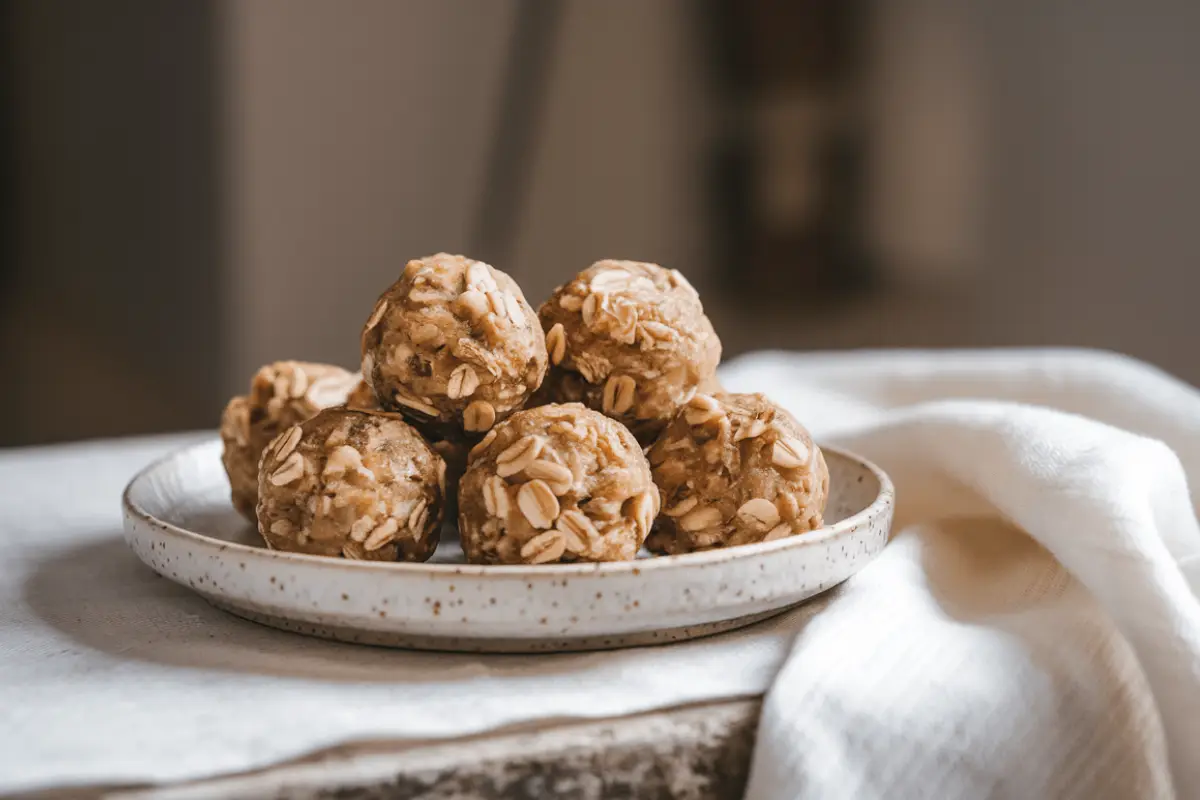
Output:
left=1, top=5, right=14, bottom=308
left=703, top=0, right=873, bottom=302
left=2, top=0, right=224, bottom=446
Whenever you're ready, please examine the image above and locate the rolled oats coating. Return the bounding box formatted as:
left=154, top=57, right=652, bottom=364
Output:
left=537, top=260, right=721, bottom=443
left=361, top=253, right=548, bottom=437
left=348, top=373, right=466, bottom=511
left=220, top=361, right=360, bottom=520
left=645, top=392, right=829, bottom=554
left=256, top=407, right=445, bottom=562
left=457, top=403, right=659, bottom=564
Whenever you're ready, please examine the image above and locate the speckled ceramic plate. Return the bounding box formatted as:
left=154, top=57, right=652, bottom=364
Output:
left=122, top=439, right=893, bottom=653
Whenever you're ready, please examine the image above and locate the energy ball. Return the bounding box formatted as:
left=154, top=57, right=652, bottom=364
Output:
left=220, top=361, right=360, bottom=520
left=458, top=403, right=659, bottom=565
left=348, top=373, right=467, bottom=510
left=645, top=392, right=829, bottom=554
left=257, top=407, right=445, bottom=562
left=361, top=253, right=548, bottom=437
left=537, top=260, right=721, bottom=443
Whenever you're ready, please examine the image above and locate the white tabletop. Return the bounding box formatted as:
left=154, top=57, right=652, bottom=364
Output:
left=0, top=432, right=794, bottom=793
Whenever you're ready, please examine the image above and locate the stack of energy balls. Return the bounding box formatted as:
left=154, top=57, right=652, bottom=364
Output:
left=219, top=254, right=829, bottom=565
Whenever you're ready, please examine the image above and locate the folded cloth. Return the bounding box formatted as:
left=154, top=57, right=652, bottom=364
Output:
left=1, top=349, right=1197, bottom=797
left=719, top=349, right=1200, bottom=800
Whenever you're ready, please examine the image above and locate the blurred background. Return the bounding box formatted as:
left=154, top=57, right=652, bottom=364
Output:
left=2, top=0, right=1198, bottom=446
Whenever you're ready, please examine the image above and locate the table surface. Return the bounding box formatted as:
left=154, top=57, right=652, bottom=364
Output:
left=1, top=434, right=782, bottom=799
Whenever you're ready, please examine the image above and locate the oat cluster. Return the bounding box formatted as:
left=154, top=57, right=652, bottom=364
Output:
left=458, top=404, right=658, bottom=564
left=257, top=408, right=445, bottom=562
left=645, top=392, right=829, bottom=554
left=361, top=253, right=547, bottom=436
left=345, top=374, right=468, bottom=511
left=217, top=252, right=829, bottom=566
left=537, top=260, right=722, bottom=443
left=219, top=361, right=361, bottom=519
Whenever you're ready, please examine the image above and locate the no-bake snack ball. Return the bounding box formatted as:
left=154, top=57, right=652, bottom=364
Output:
left=348, top=372, right=467, bottom=510
left=220, top=361, right=360, bottom=520
left=646, top=393, right=828, bottom=554
left=537, top=260, right=721, bottom=443
left=458, top=403, right=659, bottom=565
left=361, top=253, right=548, bottom=437
left=256, top=407, right=446, bottom=562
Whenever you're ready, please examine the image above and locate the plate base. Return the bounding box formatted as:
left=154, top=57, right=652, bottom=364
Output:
left=207, top=597, right=801, bottom=653
left=123, top=439, right=893, bottom=653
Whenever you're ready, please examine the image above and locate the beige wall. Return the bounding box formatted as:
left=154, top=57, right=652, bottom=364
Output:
left=223, top=1, right=517, bottom=392
left=220, top=0, right=714, bottom=393
left=8, top=0, right=1200, bottom=446
left=222, top=0, right=1200, bottom=393
left=509, top=0, right=713, bottom=301
left=972, top=2, right=1200, bottom=376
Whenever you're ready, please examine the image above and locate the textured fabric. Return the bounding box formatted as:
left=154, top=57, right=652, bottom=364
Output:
left=1, top=349, right=1198, bottom=797
left=2, top=436, right=794, bottom=793
left=722, top=350, right=1200, bottom=799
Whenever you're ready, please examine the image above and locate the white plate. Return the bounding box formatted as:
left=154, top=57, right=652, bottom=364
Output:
left=122, top=439, right=893, bottom=653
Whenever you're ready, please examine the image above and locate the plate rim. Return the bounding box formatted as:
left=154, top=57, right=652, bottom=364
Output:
left=123, top=437, right=894, bottom=579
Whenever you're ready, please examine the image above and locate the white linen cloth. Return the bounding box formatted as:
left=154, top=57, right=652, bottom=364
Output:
left=726, top=350, right=1200, bottom=800
left=1, top=348, right=1198, bottom=797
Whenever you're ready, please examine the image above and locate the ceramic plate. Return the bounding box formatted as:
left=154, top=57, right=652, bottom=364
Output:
left=122, top=439, right=893, bottom=653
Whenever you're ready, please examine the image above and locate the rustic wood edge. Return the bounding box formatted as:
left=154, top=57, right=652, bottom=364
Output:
left=22, top=698, right=763, bottom=800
